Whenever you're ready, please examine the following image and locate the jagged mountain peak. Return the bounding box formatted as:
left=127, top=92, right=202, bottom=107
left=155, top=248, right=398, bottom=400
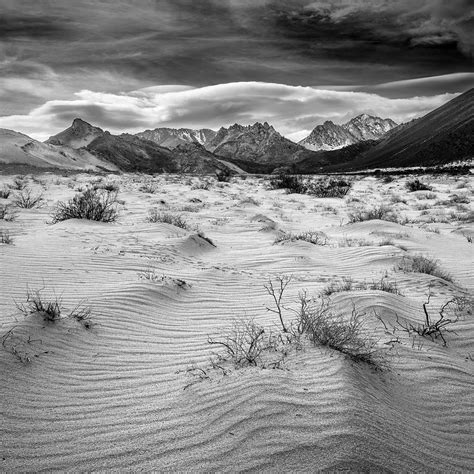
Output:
left=135, top=127, right=217, bottom=149
left=46, top=118, right=105, bottom=149
left=299, top=114, right=398, bottom=151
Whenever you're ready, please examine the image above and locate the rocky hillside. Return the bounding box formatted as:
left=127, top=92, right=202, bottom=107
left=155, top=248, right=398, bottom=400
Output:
left=46, top=118, right=105, bottom=149
left=206, top=122, right=318, bottom=167
left=136, top=128, right=216, bottom=149
left=0, top=128, right=117, bottom=171
left=300, top=114, right=397, bottom=151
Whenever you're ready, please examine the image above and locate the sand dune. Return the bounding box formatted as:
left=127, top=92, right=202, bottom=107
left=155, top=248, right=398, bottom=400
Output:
left=1, top=173, right=473, bottom=471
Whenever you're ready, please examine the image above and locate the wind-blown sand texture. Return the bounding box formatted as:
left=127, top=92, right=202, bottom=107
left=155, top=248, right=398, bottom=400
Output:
left=1, top=172, right=473, bottom=472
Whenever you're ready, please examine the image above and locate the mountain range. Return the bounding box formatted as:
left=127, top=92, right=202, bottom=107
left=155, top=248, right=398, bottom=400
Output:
left=299, top=114, right=397, bottom=151
left=0, top=88, right=472, bottom=173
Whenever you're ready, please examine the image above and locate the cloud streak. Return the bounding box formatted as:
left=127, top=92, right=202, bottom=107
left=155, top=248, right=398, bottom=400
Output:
left=0, top=81, right=459, bottom=141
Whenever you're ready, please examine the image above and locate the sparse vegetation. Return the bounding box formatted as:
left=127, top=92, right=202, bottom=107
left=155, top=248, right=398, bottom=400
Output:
left=322, top=276, right=400, bottom=296
left=147, top=208, right=188, bottom=229
left=51, top=188, right=119, bottom=223
left=397, top=255, right=453, bottom=282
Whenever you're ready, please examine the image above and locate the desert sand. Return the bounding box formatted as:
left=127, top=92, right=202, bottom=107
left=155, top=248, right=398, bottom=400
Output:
left=1, top=172, right=473, bottom=472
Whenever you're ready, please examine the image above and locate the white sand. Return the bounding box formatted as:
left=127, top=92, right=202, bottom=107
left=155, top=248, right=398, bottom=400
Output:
left=1, top=173, right=473, bottom=471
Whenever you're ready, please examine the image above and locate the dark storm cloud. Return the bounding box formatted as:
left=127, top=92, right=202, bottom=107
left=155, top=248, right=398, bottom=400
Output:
left=0, top=14, right=76, bottom=40
left=1, top=0, right=471, bottom=88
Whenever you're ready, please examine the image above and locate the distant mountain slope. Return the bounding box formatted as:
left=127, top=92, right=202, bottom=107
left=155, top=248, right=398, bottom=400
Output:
left=0, top=128, right=117, bottom=171
left=86, top=133, right=178, bottom=173
left=299, top=114, right=397, bottom=151
left=206, top=122, right=320, bottom=168
left=46, top=118, right=105, bottom=148
left=44, top=120, right=238, bottom=174
left=341, top=88, right=474, bottom=170
left=136, top=128, right=217, bottom=149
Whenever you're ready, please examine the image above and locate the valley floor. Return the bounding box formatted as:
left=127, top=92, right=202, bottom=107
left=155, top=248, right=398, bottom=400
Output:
left=1, top=172, right=473, bottom=472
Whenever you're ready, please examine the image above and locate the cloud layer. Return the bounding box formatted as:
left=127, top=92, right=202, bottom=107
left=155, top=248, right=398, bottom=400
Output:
left=0, top=81, right=460, bottom=141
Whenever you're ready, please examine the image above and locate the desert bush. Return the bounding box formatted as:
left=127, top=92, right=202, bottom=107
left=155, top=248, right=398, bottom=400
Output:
left=269, top=173, right=306, bottom=194
left=294, top=295, right=382, bottom=367
left=139, top=182, right=157, bottom=193
left=12, top=188, right=44, bottom=208
left=239, top=196, right=261, bottom=206
left=322, top=277, right=356, bottom=296
left=0, top=186, right=11, bottom=199
left=274, top=231, right=328, bottom=246
left=406, top=179, right=432, bottom=192
left=348, top=205, right=397, bottom=223
left=0, top=230, right=13, bottom=244
left=94, top=181, right=120, bottom=193
left=396, top=294, right=467, bottom=346
left=208, top=319, right=279, bottom=367
left=382, top=176, right=394, bottom=184
left=305, top=178, right=351, bottom=198
left=191, top=179, right=212, bottom=190
left=397, top=254, right=453, bottom=282
left=0, top=204, right=17, bottom=221
left=10, top=176, right=27, bottom=190
left=448, top=193, right=470, bottom=204
left=147, top=209, right=188, bottom=229
left=51, top=188, right=118, bottom=223
left=215, top=168, right=232, bottom=182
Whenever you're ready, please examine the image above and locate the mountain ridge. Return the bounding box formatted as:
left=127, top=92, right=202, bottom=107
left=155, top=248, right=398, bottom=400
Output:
left=299, top=114, right=397, bottom=151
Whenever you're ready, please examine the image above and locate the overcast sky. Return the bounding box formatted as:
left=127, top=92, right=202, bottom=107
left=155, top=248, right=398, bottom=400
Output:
left=0, top=0, right=472, bottom=140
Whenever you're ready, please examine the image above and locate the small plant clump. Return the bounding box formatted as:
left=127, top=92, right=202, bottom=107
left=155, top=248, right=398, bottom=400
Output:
left=305, top=178, right=351, bottom=198
left=15, top=288, right=93, bottom=327
left=215, top=168, right=232, bottom=182
left=348, top=205, right=398, bottom=223
left=11, top=176, right=28, bottom=190
left=51, top=188, right=119, bottom=223
left=0, top=186, right=11, bottom=199
left=397, top=255, right=453, bottom=282
left=147, top=208, right=188, bottom=229
left=269, top=173, right=306, bottom=194
left=396, top=293, right=468, bottom=346
left=406, top=179, right=432, bottom=192
left=294, top=295, right=382, bottom=367
left=12, top=188, right=44, bottom=209
left=269, top=173, right=351, bottom=198
left=274, top=231, right=328, bottom=246
left=208, top=319, right=277, bottom=368
left=16, top=289, right=62, bottom=322
left=0, top=230, right=13, bottom=244
left=0, top=204, right=17, bottom=221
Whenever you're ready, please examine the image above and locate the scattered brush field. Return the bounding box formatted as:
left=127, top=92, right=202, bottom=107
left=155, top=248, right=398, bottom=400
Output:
left=0, top=172, right=473, bottom=472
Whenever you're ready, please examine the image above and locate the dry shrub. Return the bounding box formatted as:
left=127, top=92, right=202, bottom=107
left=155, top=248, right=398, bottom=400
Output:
left=51, top=188, right=118, bottom=223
